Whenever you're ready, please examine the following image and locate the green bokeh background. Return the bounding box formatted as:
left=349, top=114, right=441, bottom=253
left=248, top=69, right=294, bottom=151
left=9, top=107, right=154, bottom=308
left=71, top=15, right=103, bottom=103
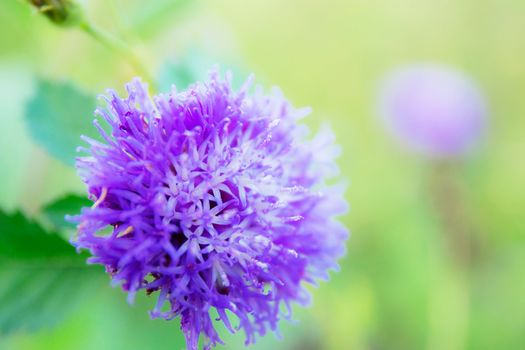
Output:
left=1, top=0, right=524, bottom=349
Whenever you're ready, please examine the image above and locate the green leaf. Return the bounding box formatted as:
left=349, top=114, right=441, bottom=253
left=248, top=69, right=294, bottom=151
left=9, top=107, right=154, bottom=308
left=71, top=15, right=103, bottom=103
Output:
left=43, top=194, right=91, bottom=230
left=0, top=211, right=101, bottom=334
left=157, top=49, right=248, bottom=92
left=25, top=80, right=97, bottom=166
left=157, top=50, right=211, bottom=92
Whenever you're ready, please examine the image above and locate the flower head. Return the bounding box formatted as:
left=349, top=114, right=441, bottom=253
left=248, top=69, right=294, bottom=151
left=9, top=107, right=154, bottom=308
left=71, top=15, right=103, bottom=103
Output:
left=73, top=71, right=348, bottom=349
left=378, top=64, right=487, bottom=157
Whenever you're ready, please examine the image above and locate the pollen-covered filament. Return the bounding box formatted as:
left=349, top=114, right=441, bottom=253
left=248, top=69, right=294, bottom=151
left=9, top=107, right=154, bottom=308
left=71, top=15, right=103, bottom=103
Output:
left=92, top=187, right=108, bottom=209
left=117, top=225, right=134, bottom=238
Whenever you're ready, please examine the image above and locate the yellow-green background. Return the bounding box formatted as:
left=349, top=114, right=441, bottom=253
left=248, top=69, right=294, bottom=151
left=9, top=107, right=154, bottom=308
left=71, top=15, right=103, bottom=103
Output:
left=1, top=0, right=524, bottom=349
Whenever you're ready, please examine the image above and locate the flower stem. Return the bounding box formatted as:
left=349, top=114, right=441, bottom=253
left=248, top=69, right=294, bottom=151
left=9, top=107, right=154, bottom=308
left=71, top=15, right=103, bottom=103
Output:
left=429, top=161, right=474, bottom=265
left=426, top=161, right=475, bottom=350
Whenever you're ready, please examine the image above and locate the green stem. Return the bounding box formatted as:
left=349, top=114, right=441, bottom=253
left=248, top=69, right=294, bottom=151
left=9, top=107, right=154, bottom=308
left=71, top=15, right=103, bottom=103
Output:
left=426, top=161, right=474, bottom=350
left=79, top=20, right=154, bottom=85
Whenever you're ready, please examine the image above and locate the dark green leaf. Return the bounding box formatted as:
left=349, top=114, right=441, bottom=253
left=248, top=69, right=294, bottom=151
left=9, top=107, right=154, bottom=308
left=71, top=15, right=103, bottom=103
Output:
left=25, top=80, right=97, bottom=166
left=43, top=194, right=91, bottom=230
left=0, top=211, right=101, bottom=334
left=0, top=212, right=77, bottom=260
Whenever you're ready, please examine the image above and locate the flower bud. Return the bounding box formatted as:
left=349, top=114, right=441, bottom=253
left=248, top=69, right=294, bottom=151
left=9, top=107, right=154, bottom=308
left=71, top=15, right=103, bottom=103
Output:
left=28, top=0, right=83, bottom=27
left=378, top=64, right=488, bottom=158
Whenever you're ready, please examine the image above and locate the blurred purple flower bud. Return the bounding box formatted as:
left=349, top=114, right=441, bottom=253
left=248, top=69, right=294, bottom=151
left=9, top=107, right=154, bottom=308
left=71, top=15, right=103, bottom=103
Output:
left=378, top=64, right=488, bottom=157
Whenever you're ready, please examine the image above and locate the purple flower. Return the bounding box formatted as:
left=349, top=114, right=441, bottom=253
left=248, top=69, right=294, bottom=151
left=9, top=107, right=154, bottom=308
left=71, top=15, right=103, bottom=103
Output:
left=378, top=64, right=487, bottom=157
left=72, top=71, right=348, bottom=349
